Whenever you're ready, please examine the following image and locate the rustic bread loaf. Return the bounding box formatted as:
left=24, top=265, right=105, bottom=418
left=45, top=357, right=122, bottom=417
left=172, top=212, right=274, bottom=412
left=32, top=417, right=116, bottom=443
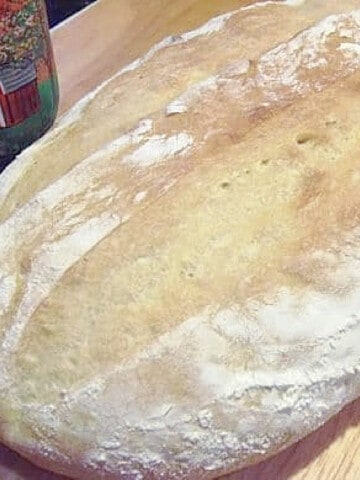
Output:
left=1, top=1, right=360, bottom=479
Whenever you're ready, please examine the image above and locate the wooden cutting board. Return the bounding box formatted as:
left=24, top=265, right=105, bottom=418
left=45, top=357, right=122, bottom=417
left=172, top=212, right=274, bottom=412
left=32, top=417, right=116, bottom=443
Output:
left=0, top=1, right=359, bottom=478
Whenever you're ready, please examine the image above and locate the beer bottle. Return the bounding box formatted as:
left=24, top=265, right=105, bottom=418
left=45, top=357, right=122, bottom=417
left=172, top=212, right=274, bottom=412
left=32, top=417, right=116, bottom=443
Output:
left=0, top=0, right=59, bottom=168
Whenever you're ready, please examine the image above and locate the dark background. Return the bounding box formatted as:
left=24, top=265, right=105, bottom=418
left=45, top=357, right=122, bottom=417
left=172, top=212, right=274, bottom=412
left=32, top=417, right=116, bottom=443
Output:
left=45, top=0, right=97, bottom=27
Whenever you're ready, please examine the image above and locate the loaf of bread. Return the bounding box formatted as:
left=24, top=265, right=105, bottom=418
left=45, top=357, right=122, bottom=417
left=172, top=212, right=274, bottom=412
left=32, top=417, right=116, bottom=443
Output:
left=1, top=0, right=360, bottom=478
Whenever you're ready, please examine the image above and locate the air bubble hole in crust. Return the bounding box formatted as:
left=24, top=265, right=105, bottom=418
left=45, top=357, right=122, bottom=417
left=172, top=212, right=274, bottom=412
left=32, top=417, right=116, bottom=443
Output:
left=325, top=119, right=337, bottom=127
left=296, top=132, right=318, bottom=145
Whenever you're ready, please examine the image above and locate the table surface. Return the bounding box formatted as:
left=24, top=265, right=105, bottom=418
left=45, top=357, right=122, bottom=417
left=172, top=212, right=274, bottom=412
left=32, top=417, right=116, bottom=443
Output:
left=1, top=0, right=360, bottom=478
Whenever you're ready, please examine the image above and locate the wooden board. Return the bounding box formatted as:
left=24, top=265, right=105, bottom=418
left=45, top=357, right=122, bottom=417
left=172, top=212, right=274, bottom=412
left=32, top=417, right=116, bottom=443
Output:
left=0, top=0, right=359, bottom=478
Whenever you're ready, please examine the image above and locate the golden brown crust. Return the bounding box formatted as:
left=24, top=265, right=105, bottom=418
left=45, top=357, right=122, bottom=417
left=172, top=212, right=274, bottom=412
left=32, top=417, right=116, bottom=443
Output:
left=1, top=0, right=359, bottom=222
left=1, top=1, right=360, bottom=479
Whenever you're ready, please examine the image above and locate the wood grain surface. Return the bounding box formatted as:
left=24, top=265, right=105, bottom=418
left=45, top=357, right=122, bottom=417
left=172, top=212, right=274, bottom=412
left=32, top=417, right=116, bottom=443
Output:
left=0, top=0, right=359, bottom=478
